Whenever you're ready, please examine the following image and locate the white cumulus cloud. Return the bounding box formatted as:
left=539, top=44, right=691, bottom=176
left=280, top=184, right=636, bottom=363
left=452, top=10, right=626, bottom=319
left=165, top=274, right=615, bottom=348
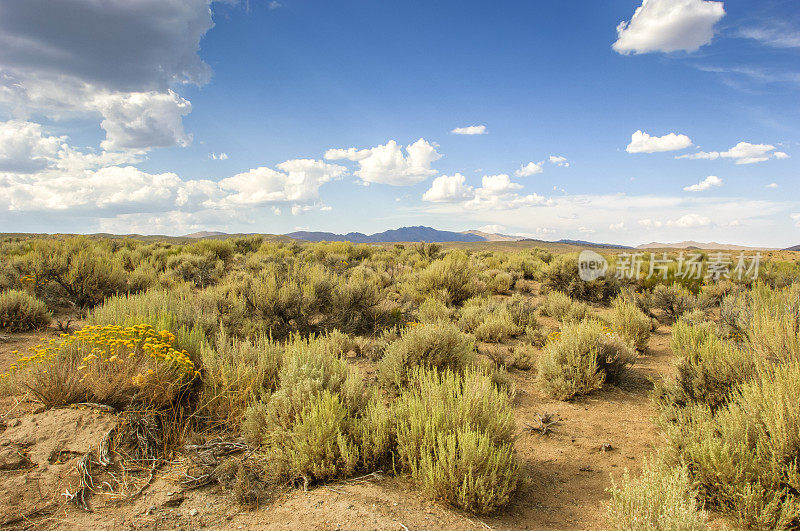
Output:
left=451, top=125, right=487, bottom=135
left=422, top=173, right=474, bottom=203
left=676, top=141, right=788, bottom=164
left=515, top=161, right=544, bottom=177
left=325, top=138, right=441, bottom=186
left=0, top=119, right=142, bottom=174
left=94, top=90, right=192, bottom=151
left=217, top=159, right=347, bottom=206
left=626, top=130, right=693, bottom=153
left=0, top=120, right=65, bottom=173
left=549, top=155, right=569, bottom=167
left=668, top=213, right=712, bottom=228
left=613, top=0, right=725, bottom=55
left=421, top=173, right=550, bottom=211
left=684, top=175, right=722, bottom=192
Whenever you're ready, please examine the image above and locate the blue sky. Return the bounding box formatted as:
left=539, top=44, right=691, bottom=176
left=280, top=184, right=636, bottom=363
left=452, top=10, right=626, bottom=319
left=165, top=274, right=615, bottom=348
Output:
left=0, top=0, right=798, bottom=246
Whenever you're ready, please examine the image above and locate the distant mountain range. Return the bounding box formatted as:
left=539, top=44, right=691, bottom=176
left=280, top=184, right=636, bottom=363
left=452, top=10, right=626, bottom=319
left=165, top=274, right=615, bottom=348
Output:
left=285, top=227, right=634, bottom=247
left=285, top=226, right=485, bottom=243
left=554, top=239, right=632, bottom=249
left=175, top=228, right=789, bottom=250
left=637, top=241, right=778, bottom=251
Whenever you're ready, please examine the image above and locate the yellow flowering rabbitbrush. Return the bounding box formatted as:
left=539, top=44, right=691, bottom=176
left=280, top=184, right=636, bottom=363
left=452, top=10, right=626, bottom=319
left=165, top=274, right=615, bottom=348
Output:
left=4, top=324, right=198, bottom=408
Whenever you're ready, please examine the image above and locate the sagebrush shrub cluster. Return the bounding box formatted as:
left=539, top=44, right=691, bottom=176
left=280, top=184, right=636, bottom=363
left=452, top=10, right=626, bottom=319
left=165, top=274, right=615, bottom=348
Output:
left=542, top=254, right=620, bottom=302
left=610, top=297, right=652, bottom=351
left=538, top=319, right=636, bottom=400
left=656, top=283, right=800, bottom=528
left=662, top=361, right=800, bottom=528
left=377, top=323, right=476, bottom=389
left=606, top=457, right=707, bottom=530
left=243, top=337, right=368, bottom=483
left=540, top=290, right=592, bottom=323
left=651, top=284, right=697, bottom=322
left=394, top=367, right=519, bottom=513
left=0, top=289, right=51, bottom=331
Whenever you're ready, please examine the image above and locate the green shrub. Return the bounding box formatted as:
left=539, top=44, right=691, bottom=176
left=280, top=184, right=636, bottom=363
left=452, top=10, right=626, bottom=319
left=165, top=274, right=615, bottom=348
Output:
left=677, top=309, right=709, bottom=327
left=651, top=284, right=696, bottom=322
left=228, top=262, right=336, bottom=339
left=663, top=360, right=800, bottom=528
left=719, top=284, right=800, bottom=363
left=514, top=279, right=537, bottom=294
left=742, top=284, right=800, bottom=364
left=698, top=280, right=738, bottom=308
left=284, top=391, right=360, bottom=482
left=457, top=296, right=492, bottom=332
left=394, top=367, right=518, bottom=514
left=353, top=394, right=395, bottom=470
left=328, top=267, right=393, bottom=334
left=606, top=457, right=707, bottom=530
left=417, top=296, right=454, bottom=324
left=187, top=239, right=236, bottom=262
left=199, top=330, right=284, bottom=430
left=510, top=344, right=536, bottom=370
left=669, top=320, right=718, bottom=359
left=542, top=254, right=620, bottom=303
left=503, top=293, right=539, bottom=329
left=29, top=237, right=128, bottom=311
left=610, top=297, right=651, bottom=351
left=0, top=289, right=51, bottom=331
left=377, top=323, right=476, bottom=389
left=242, top=337, right=368, bottom=484
left=657, top=322, right=755, bottom=413
left=541, top=291, right=591, bottom=323
left=244, top=336, right=366, bottom=441
left=538, top=319, right=636, bottom=400
left=414, top=252, right=479, bottom=305
left=486, top=270, right=514, bottom=295
left=165, top=253, right=225, bottom=288
left=473, top=310, right=520, bottom=343
left=504, top=252, right=547, bottom=280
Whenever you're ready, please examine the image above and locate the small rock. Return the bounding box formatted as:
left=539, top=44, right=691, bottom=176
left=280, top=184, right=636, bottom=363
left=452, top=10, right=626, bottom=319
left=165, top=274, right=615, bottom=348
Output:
left=8, top=418, right=21, bottom=428
left=600, top=443, right=614, bottom=453
left=146, top=505, right=157, bottom=515
left=189, top=509, right=198, bottom=517
left=0, top=446, right=31, bottom=470
left=163, top=493, right=185, bottom=507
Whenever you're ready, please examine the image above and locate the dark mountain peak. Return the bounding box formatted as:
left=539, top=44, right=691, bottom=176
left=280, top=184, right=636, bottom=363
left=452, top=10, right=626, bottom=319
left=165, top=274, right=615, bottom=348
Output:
left=286, top=226, right=484, bottom=243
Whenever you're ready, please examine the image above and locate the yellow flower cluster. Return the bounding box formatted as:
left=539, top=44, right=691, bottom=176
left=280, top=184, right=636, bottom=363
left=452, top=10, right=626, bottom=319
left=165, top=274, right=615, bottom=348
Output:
left=547, top=325, right=616, bottom=344
left=600, top=325, right=615, bottom=336
left=19, top=274, right=46, bottom=287
left=2, top=324, right=198, bottom=382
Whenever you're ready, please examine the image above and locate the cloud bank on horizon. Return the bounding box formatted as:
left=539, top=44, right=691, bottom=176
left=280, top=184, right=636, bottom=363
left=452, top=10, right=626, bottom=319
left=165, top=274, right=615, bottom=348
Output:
left=0, top=0, right=797, bottom=246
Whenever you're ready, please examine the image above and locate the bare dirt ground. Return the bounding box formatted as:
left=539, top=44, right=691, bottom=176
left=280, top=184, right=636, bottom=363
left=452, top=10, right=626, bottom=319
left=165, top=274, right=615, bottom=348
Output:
left=0, top=310, right=680, bottom=530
